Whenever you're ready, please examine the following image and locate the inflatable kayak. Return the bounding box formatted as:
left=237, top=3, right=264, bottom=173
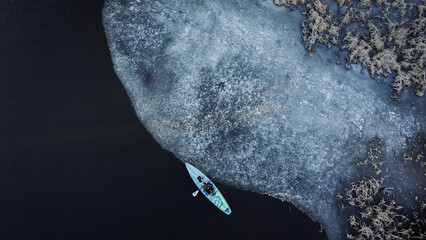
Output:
left=185, top=163, right=231, bottom=215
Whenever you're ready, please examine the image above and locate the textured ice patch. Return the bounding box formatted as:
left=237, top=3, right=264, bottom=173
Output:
left=102, top=0, right=425, bottom=239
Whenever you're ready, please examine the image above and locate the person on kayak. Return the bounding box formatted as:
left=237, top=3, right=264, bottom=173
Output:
left=203, top=181, right=215, bottom=195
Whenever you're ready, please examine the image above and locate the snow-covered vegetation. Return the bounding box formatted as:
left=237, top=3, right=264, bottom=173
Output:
left=338, top=138, right=425, bottom=239
left=275, top=0, right=426, bottom=97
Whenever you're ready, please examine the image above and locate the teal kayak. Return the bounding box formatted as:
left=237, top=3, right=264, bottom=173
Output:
left=185, top=163, right=231, bottom=215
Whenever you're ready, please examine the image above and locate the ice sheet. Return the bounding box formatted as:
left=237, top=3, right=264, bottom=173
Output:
left=102, top=0, right=425, bottom=238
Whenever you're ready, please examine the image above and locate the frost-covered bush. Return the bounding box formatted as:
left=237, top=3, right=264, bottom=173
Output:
left=274, top=0, right=426, bottom=97
left=338, top=138, right=425, bottom=239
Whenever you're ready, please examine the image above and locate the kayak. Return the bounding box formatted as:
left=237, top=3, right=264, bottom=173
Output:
left=185, top=163, right=231, bottom=215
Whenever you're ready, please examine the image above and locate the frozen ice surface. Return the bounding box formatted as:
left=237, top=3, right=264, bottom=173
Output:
left=102, top=0, right=425, bottom=239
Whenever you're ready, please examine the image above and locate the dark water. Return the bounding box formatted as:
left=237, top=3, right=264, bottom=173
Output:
left=0, top=0, right=327, bottom=239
